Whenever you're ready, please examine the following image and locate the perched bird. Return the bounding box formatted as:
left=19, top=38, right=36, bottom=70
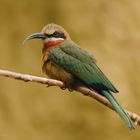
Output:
left=24, top=23, right=134, bottom=129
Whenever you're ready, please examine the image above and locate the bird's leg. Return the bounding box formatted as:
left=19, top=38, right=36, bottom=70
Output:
left=66, top=81, right=84, bottom=92
left=60, top=82, right=74, bottom=92
left=60, top=84, right=74, bottom=92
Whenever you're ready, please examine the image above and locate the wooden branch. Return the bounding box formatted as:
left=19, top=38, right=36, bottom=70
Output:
left=0, top=69, right=139, bottom=127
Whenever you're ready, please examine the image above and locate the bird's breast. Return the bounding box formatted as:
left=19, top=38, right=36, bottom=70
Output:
left=42, top=59, right=74, bottom=86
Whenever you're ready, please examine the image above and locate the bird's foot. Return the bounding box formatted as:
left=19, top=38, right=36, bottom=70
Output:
left=60, top=85, right=74, bottom=92
left=84, top=93, right=91, bottom=96
left=60, top=86, right=66, bottom=90
left=68, top=88, right=73, bottom=92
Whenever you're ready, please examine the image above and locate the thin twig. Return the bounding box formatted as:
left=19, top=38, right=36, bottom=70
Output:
left=0, top=69, right=139, bottom=127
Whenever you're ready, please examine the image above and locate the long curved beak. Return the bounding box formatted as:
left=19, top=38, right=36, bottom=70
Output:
left=23, top=32, right=47, bottom=44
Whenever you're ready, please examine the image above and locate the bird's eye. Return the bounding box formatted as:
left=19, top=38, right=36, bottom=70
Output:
left=52, top=31, right=65, bottom=38
left=53, top=31, right=61, bottom=37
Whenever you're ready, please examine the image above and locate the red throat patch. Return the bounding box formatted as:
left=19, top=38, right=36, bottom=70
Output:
left=44, top=39, right=64, bottom=48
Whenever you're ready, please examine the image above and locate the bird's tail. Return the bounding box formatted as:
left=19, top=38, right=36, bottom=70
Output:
left=101, top=90, right=134, bottom=130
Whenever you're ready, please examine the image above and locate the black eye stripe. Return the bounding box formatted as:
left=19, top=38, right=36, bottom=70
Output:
left=47, top=31, right=65, bottom=38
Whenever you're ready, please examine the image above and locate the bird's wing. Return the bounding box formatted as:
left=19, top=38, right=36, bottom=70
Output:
left=49, top=42, right=118, bottom=93
left=60, top=41, right=96, bottom=64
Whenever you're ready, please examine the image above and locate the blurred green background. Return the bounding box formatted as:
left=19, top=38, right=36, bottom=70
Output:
left=0, top=0, right=140, bottom=139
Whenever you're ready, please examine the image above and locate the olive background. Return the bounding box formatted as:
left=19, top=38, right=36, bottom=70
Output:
left=0, top=0, right=140, bottom=140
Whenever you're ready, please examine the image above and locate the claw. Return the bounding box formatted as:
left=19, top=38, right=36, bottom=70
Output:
left=68, top=88, right=73, bottom=92
left=84, top=93, right=91, bottom=96
left=60, top=86, right=66, bottom=90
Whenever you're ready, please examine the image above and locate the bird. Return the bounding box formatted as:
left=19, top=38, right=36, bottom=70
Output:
left=24, top=23, right=134, bottom=129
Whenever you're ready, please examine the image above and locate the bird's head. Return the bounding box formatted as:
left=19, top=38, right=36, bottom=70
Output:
left=23, top=23, right=70, bottom=48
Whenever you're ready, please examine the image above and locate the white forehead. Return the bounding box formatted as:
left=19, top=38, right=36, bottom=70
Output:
left=41, top=23, right=64, bottom=35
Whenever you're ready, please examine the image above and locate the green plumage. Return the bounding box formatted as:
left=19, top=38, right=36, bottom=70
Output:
left=49, top=41, right=118, bottom=92
left=102, top=90, right=134, bottom=129
left=25, top=23, right=134, bottom=129
left=49, top=40, right=134, bottom=129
